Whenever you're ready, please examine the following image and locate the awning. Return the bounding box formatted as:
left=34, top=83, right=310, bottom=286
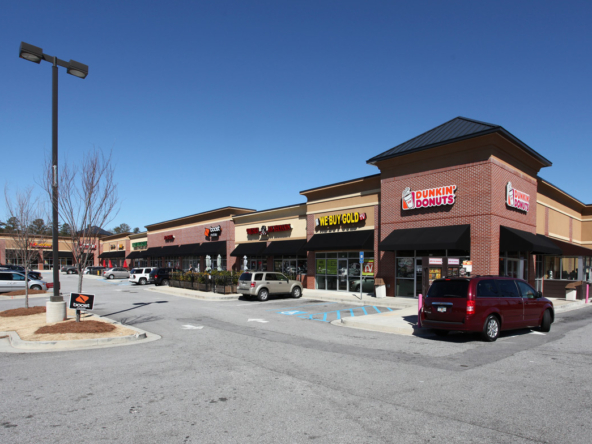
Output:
left=230, top=242, right=267, bottom=257
left=194, top=241, right=227, bottom=256
left=306, top=230, right=374, bottom=251
left=177, top=243, right=201, bottom=256
left=126, top=251, right=146, bottom=259
left=144, top=247, right=162, bottom=256
left=379, top=225, right=470, bottom=251
left=263, top=239, right=308, bottom=256
left=98, top=251, right=126, bottom=259
left=500, top=226, right=562, bottom=255
left=548, top=238, right=592, bottom=257
left=43, top=251, right=74, bottom=259
left=160, top=245, right=180, bottom=256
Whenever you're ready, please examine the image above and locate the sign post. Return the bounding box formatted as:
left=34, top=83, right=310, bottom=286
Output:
left=359, top=252, right=364, bottom=302
left=69, top=292, right=95, bottom=322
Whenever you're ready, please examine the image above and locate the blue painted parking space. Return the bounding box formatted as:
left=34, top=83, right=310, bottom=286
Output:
left=269, top=301, right=395, bottom=323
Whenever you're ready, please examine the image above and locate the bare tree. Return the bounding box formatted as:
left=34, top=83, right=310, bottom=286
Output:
left=4, top=186, right=44, bottom=309
left=42, top=148, right=119, bottom=311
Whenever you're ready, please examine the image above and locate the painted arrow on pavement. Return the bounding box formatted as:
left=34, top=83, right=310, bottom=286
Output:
left=182, top=325, right=204, bottom=329
left=248, top=319, right=269, bottom=323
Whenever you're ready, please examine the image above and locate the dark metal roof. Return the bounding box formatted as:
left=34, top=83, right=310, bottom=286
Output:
left=500, top=227, right=562, bottom=255
left=305, top=230, right=374, bottom=251
left=230, top=242, right=267, bottom=257
left=367, top=117, right=552, bottom=167
left=263, top=239, right=308, bottom=256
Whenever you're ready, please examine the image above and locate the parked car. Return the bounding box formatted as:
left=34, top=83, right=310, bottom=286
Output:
left=84, top=266, right=106, bottom=275
left=61, top=265, right=79, bottom=274
left=149, top=268, right=182, bottom=286
left=129, top=267, right=155, bottom=285
left=0, top=266, right=42, bottom=281
left=420, top=276, right=554, bottom=342
left=103, top=267, right=130, bottom=280
left=0, top=270, right=48, bottom=293
left=237, top=271, right=303, bottom=301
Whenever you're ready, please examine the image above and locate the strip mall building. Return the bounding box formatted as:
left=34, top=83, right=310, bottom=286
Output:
left=3, top=117, right=590, bottom=299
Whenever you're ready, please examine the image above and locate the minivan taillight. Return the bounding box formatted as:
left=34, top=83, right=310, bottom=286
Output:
left=250, top=282, right=256, bottom=288
left=154, top=275, right=158, bottom=279
left=466, top=300, right=475, bottom=315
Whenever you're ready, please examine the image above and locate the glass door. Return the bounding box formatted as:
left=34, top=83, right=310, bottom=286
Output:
left=338, top=259, right=348, bottom=291
left=415, top=258, right=423, bottom=297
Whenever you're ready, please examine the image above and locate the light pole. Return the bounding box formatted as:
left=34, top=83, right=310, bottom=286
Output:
left=19, top=42, right=88, bottom=321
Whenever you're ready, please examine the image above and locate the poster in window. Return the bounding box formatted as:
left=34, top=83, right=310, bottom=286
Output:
left=316, top=259, right=326, bottom=275
left=326, top=259, right=338, bottom=275
left=363, top=260, right=374, bottom=276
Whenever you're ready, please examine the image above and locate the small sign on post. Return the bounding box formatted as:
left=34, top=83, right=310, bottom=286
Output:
left=69, top=292, right=95, bottom=322
left=359, top=252, right=364, bottom=301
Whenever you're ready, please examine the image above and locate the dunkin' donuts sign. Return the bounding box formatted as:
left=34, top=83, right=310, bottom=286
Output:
left=402, top=185, right=457, bottom=210
left=506, top=182, right=530, bottom=212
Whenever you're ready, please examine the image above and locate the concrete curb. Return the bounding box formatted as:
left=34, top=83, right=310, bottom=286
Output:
left=554, top=300, right=588, bottom=313
left=0, top=315, right=160, bottom=352
left=145, top=286, right=240, bottom=301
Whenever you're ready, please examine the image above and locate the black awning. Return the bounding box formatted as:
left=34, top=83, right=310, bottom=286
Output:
left=126, top=251, right=146, bottom=259
left=230, top=242, right=267, bottom=257
left=144, top=247, right=163, bottom=257
left=98, top=251, right=126, bottom=259
left=548, top=238, right=592, bottom=257
left=177, top=243, right=201, bottom=256
left=306, top=230, right=374, bottom=251
left=263, top=239, right=308, bottom=256
left=43, top=251, right=74, bottom=259
left=379, top=225, right=470, bottom=251
left=160, top=245, right=180, bottom=256
left=500, top=227, right=562, bottom=255
left=194, top=241, right=227, bottom=256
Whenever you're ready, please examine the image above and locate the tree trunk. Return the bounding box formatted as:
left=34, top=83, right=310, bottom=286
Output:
left=24, top=269, right=29, bottom=309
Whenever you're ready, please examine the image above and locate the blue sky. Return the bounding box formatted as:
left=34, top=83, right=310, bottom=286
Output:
left=2, top=0, right=591, bottom=231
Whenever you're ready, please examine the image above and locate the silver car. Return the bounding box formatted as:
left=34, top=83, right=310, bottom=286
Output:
left=103, top=267, right=130, bottom=280
left=0, top=271, right=48, bottom=293
left=237, top=271, right=303, bottom=301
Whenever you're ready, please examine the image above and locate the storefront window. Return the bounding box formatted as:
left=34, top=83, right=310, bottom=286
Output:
left=543, top=256, right=581, bottom=280
left=182, top=256, right=200, bottom=271
left=150, top=257, right=161, bottom=267
left=315, top=251, right=373, bottom=292
left=272, top=256, right=306, bottom=276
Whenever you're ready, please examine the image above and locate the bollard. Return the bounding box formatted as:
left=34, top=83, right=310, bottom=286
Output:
left=418, top=293, right=423, bottom=327
left=587, top=284, right=589, bottom=304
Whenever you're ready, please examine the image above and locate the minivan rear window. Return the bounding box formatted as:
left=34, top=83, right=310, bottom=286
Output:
left=427, top=280, right=469, bottom=298
left=239, top=273, right=252, bottom=281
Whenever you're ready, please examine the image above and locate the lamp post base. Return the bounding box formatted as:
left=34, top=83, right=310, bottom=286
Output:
left=46, top=300, right=66, bottom=323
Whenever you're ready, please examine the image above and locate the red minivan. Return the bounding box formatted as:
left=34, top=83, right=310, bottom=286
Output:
left=421, top=276, right=554, bottom=341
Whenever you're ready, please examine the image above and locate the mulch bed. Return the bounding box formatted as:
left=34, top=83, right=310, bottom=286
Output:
left=0, top=306, right=46, bottom=317
left=35, top=320, right=116, bottom=335
left=2, top=290, right=48, bottom=296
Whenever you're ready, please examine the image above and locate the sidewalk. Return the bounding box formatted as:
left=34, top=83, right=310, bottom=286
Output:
left=333, top=297, right=590, bottom=336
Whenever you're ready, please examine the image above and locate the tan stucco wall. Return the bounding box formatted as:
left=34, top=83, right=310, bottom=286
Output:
left=548, top=210, right=570, bottom=241
left=536, top=203, right=546, bottom=235
left=312, top=205, right=376, bottom=234
left=307, top=194, right=379, bottom=215
left=235, top=216, right=307, bottom=243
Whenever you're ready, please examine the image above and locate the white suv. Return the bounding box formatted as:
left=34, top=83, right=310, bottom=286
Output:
left=129, top=267, right=155, bottom=285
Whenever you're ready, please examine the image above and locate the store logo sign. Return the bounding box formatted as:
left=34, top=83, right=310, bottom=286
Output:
left=506, top=182, right=529, bottom=212
left=110, top=244, right=116, bottom=250
left=247, top=224, right=291, bottom=236
left=315, top=212, right=366, bottom=228
left=206, top=226, right=221, bottom=238
left=402, top=185, right=457, bottom=210
left=164, top=235, right=175, bottom=242
left=30, top=242, right=52, bottom=249
left=82, top=244, right=96, bottom=250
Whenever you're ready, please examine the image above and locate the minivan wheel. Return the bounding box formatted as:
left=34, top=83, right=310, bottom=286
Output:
left=108, top=274, right=114, bottom=280
left=162, top=279, right=169, bottom=286
left=292, top=286, right=302, bottom=298
left=482, top=315, right=500, bottom=342
left=433, top=329, right=449, bottom=337
left=139, top=278, right=147, bottom=285
left=31, top=285, right=42, bottom=291
left=539, top=309, right=552, bottom=333
left=257, top=288, right=269, bottom=302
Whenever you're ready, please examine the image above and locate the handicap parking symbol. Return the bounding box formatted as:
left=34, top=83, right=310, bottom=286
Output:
left=280, top=310, right=307, bottom=316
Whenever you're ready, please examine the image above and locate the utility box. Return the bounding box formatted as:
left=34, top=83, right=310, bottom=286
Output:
left=375, top=278, right=386, bottom=298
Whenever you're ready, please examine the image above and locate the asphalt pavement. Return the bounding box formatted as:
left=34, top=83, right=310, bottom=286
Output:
left=1, top=273, right=591, bottom=443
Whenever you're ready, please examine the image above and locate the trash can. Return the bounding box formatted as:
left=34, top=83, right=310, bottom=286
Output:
left=375, top=277, right=386, bottom=298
